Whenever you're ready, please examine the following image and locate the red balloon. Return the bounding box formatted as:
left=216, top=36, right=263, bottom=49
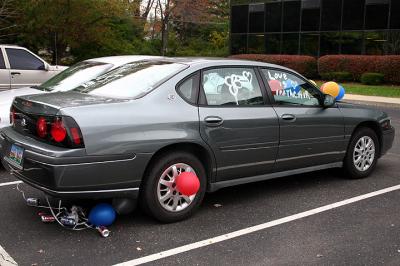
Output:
left=175, top=172, right=200, bottom=196
left=268, top=80, right=283, bottom=93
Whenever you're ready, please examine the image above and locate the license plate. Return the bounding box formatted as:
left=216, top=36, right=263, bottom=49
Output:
left=5, top=144, right=24, bottom=169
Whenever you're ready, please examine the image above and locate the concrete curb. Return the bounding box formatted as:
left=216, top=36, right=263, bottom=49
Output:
left=343, top=100, right=400, bottom=109
left=342, top=94, right=400, bottom=109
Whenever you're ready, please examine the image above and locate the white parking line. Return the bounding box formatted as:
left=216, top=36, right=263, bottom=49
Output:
left=0, top=245, right=17, bottom=265
left=0, top=181, right=22, bottom=187
left=114, top=184, right=400, bottom=266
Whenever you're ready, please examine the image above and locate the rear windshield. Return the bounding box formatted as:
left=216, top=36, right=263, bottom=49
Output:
left=73, top=61, right=188, bottom=99
left=38, top=61, right=113, bottom=92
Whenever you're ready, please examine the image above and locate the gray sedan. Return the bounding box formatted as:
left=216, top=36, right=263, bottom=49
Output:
left=0, top=58, right=395, bottom=222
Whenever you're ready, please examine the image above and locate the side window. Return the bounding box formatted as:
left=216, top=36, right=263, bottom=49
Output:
left=0, top=51, right=6, bottom=69
left=176, top=72, right=199, bottom=104
left=201, top=68, right=264, bottom=106
left=6, top=48, right=45, bottom=70
left=261, top=68, right=322, bottom=106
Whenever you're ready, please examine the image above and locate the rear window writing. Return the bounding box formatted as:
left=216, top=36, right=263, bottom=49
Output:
left=74, top=61, right=188, bottom=99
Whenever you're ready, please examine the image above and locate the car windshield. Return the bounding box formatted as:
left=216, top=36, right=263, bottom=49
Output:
left=73, top=61, right=188, bottom=99
left=36, top=61, right=113, bottom=92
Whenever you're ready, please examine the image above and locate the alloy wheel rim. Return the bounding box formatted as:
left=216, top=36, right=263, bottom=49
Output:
left=157, top=163, right=197, bottom=212
left=353, top=136, right=375, bottom=172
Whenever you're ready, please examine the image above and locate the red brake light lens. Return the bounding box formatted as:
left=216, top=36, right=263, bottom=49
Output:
left=36, top=117, right=48, bottom=138
left=10, top=108, right=16, bottom=125
left=51, top=119, right=67, bottom=142
left=70, top=127, right=81, bottom=145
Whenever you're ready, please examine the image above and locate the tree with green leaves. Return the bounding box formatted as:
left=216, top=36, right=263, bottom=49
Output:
left=16, top=0, right=145, bottom=64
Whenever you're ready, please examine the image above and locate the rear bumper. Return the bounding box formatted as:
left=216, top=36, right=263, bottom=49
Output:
left=381, top=127, right=395, bottom=156
left=0, top=129, right=152, bottom=199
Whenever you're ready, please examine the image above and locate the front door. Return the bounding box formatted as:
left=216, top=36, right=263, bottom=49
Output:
left=5, top=48, right=52, bottom=89
left=198, top=67, right=279, bottom=181
left=260, top=68, right=346, bottom=172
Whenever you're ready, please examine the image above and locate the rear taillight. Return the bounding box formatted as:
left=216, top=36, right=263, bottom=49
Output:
left=36, top=117, right=48, bottom=138
left=51, top=118, right=67, bottom=142
left=33, top=115, right=84, bottom=148
left=70, top=127, right=81, bottom=145
left=10, top=107, right=16, bottom=125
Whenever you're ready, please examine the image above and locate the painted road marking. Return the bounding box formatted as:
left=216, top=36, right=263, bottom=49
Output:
left=0, top=181, right=22, bottom=187
left=114, top=184, right=400, bottom=266
left=0, top=245, right=17, bottom=265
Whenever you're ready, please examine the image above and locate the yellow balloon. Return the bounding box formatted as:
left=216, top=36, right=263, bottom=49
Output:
left=321, top=81, right=340, bottom=98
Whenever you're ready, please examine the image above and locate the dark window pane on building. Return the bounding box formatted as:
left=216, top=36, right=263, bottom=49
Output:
left=282, top=33, right=299, bottom=54
left=266, top=33, right=282, bottom=54
left=321, top=0, right=342, bottom=31
left=385, top=31, right=400, bottom=54
left=300, top=33, right=320, bottom=56
left=365, top=1, right=389, bottom=30
left=231, top=5, right=249, bottom=33
left=283, top=0, right=301, bottom=32
left=341, top=31, right=363, bottom=54
left=248, top=34, right=266, bottom=53
left=365, top=31, right=387, bottom=55
left=249, top=4, right=265, bottom=33
left=301, top=0, right=321, bottom=31
left=390, top=0, right=400, bottom=29
left=342, top=0, right=365, bottom=30
left=231, top=34, right=247, bottom=54
left=265, top=1, right=283, bottom=32
left=320, top=32, right=341, bottom=55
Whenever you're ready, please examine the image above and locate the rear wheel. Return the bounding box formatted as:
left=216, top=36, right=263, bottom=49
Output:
left=344, top=127, right=380, bottom=179
left=140, top=151, right=206, bottom=223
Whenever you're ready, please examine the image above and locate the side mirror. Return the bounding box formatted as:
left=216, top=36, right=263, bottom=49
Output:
left=38, top=64, right=49, bottom=71
left=323, top=94, right=335, bottom=108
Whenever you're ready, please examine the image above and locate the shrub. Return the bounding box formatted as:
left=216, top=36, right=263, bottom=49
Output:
left=320, top=72, right=353, bottom=82
left=319, top=55, right=400, bottom=84
left=360, top=73, right=385, bottom=85
left=229, top=54, right=318, bottom=78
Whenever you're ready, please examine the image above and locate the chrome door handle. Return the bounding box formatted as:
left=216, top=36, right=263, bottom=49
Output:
left=281, top=114, right=296, bottom=122
left=11, top=72, right=21, bottom=76
left=204, top=116, right=224, bottom=127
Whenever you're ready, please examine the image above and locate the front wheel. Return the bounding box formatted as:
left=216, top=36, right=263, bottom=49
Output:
left=344, top=127, right=380, bottom=179
left=140, top=151, right=206, bottom=223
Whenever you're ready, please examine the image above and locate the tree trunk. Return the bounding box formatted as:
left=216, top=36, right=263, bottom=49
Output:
left=161, top=16, right=169, bottom=56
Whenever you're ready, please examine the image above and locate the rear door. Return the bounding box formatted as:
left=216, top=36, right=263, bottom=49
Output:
left=0, top=48, right=10, bottom=91
left=198, top=66, right=279, bottom=182
left=260, top=68, right=346, bottom=172
left=5, top=48, right=53, bottom=89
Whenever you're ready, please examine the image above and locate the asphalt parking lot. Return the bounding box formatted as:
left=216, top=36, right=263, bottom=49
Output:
left=1, top=104, right=400, bottom=266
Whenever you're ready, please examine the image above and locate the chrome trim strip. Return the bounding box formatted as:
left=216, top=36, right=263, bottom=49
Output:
left=42, top=186, right=140, bottom=195
left=27, top=156, right=137, bottom=167
left=209, top=162, right=343, bottom=192
left=276, top=151, right=346, bottom=162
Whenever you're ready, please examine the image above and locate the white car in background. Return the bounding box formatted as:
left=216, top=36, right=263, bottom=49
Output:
left=0, top=55, right=160, bottom=128
left=0, top=45, right=67, bottom=90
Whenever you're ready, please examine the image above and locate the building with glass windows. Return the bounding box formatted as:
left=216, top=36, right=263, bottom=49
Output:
left=230, top=0, right=400, bottom=56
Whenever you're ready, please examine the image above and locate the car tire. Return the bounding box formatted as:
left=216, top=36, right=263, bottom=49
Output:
left=140, top=151, right=207, bottom=223
left=344, top=127, right=380, bottom=179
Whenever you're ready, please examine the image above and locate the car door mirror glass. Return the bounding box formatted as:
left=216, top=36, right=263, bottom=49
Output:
left=38, top=64, right=47, bottom=71
left=323, top=94, right=335, bottom=108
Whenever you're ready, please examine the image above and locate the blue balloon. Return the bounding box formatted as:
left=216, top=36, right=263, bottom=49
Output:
left=336, top=85, right=345, bottom=101
left=284, top=80, right=301, bottom=94
left=88, top=203, right=116, bottom=226
left=293, top=85, right=302, bottom=94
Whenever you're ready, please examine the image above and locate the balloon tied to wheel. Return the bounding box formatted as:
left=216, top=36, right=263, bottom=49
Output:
left=175, top=172, right=200, bottom=196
